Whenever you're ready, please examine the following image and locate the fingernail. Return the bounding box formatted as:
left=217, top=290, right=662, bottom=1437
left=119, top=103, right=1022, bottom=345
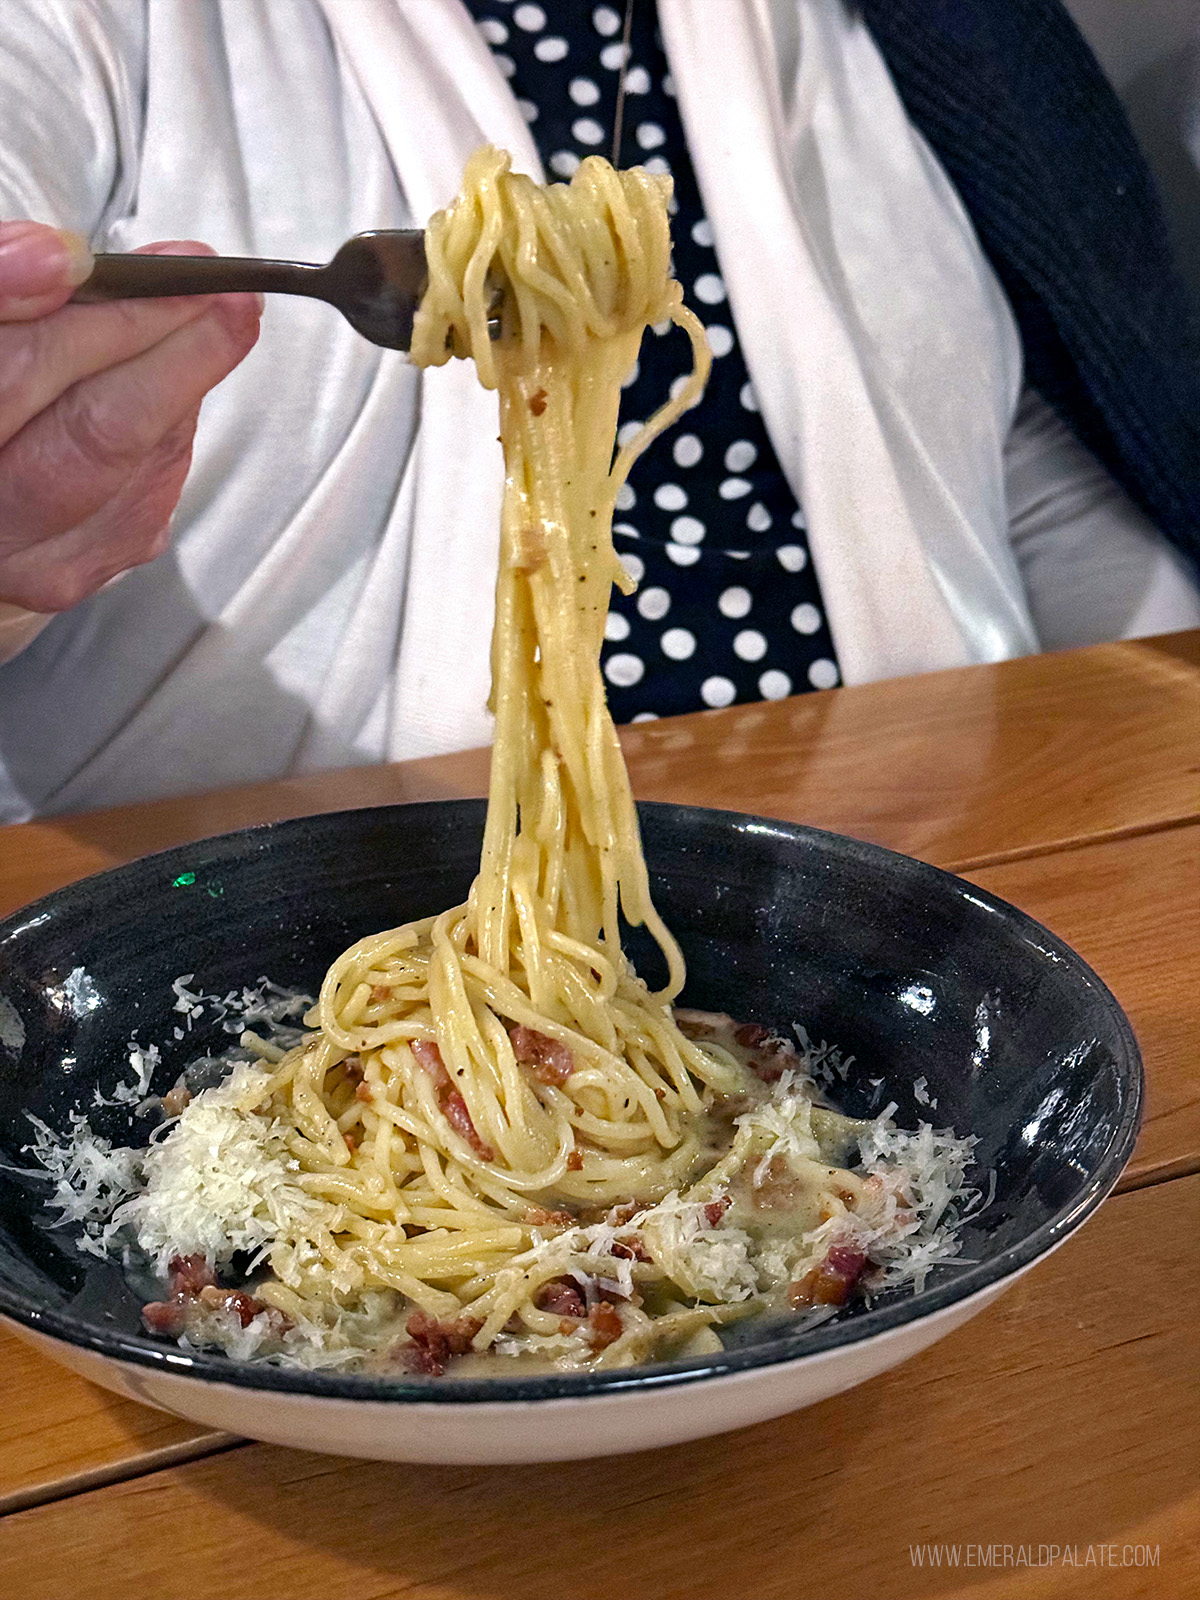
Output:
left=0, top=222, right=94, bottom=296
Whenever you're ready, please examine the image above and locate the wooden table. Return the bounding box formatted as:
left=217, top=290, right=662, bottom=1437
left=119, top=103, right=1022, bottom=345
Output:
left=0, top=631, right=1196, bottom=1599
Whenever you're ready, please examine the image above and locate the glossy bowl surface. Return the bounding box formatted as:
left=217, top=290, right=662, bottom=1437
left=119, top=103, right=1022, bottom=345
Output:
left=0, top=801, right=1141, bottom=1460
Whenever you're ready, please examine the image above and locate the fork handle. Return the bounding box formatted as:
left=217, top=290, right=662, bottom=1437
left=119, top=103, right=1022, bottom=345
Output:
left=72, top=253, right=326, bottom=304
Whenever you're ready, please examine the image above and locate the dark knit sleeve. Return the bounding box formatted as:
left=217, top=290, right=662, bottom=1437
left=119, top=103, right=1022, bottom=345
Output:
left=856, top=0, right=1200, bottom=565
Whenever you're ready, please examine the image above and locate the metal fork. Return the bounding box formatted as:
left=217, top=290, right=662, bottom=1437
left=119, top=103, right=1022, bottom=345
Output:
left=71, top=232, right=429, bottom=352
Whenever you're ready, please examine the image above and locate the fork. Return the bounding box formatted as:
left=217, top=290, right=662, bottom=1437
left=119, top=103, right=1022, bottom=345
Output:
left=71, top=232, right=430, bottom=352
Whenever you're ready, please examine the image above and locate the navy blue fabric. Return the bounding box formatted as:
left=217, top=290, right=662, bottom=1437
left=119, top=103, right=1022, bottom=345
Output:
left=857, top=0, right=1200, bottom=565
left=462, top=0, right=841, bottom=719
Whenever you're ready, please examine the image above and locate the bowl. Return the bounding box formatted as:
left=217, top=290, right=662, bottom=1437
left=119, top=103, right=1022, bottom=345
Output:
left=0, top=801, right=1141, bottom=1463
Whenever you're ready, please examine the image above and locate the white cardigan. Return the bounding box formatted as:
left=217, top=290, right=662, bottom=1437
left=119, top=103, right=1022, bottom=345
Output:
left=0, top=0, right=1195, bottom=821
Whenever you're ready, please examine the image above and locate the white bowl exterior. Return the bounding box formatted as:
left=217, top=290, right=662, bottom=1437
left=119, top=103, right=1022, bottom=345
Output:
left=6, top=1273, right=1013, bottom=1465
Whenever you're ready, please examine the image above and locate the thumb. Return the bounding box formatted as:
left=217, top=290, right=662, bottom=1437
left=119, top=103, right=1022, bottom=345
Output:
left=0, top=221, right=94, bottom=322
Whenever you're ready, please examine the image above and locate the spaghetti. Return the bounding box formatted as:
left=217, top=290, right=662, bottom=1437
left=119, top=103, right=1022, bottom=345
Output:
left=41, top=151, right=979, bottom=1375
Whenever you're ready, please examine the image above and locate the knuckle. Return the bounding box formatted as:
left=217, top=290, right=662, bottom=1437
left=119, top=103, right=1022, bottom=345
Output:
left=57, top=385, right=146, bottom=472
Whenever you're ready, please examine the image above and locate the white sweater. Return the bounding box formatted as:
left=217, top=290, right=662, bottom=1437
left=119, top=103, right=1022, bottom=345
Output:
left=0, top=0, right=1195, bottom=822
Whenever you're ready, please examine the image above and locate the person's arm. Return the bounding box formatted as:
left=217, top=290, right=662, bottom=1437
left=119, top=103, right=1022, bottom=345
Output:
left=1005, top=388, right=1200, bottom=649
left=0, top=3, right=261, bottom=662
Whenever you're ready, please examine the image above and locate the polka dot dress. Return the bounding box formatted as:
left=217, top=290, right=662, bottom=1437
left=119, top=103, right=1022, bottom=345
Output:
left=463, top=0, right=841, bottom=719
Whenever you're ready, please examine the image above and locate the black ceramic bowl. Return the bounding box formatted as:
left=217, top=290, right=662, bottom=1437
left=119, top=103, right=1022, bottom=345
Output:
left=0, top=802, right=1141, bottom=1463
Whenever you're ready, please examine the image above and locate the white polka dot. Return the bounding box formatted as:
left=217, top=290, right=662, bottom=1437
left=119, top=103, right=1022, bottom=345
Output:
left=513, top=3, right=546, bottom=29
left=517, top=98, right=538, bottom=123
left=477, top=18, right=508, bottom=44
left=661, top=627, right=696, bottom=660
left=725, top=440, right=757, bottom=473
left=572, top=117, right=605, bottom=145
left=808, top=658, right=839, bottom=690
left=666, top=193, right=679, bottom=217
left=692, top=218, right=715, bottom=248
left=740, top=381, right=759, bottom=412
left=662, top=72, right=676, bottom=96
left=604, top=611, right=630, bottom=642
left=746, top=502, right=773, bottom=533
left=642, top=156, right=671, bottom=176
left=651, top=318, right=672, bottom=337
left=637, top=586, right=671, bottom=621
left=631, top=711, right=658, bottom=722
left=727, top=549, right=751, bottom=560
left=621, top=359, right=639, bottom=389
left=702, top=326, right=730, bottom=359
left=733, top=629, right=768, bottom=662
left=600, top=40, right=629, bottom=68
left=625, top=65, right=651, bottom=94
left=669, top=374, right=693, bottom=400
left=619, top=551, right=644, bottom=583
left=701, top=676, right=737, bottom=708
left=719, top=477, right=752, bottom=500
left=569, top=76, right=600, bottom=106
left=613, top=521, right=639, bottom=540
left=636, top=122, right=666, bottom=150
left=673, top=433, right=703, bottom=467
left=549, top=150, right=581, bottom=177
left=670, top=515, right=705, bottom=545
left=694, top=273, right=727, bottom=305
left=776, top=544, right=808, bottom=572
left=534, top=35, right=569, bottom=61
left=791, top=509, right=807, bottom=529
left=654, top=482, right=687, bottom=511
left=759, top=669, right=792, bottom=700
left=592, top=4, right=621, bottom=35
left=616, top=419, right=644, bottom=446
left=605, top=652, right=644, bottom=688
left=615, top=482, right=636, bottom=511
left=493, top=53, right=516, bottom=77
left=718, top=586, right=752, bottom=619
left=666, top=542, right=702, bottom=566
left=791, top=602, right=821, bottom=635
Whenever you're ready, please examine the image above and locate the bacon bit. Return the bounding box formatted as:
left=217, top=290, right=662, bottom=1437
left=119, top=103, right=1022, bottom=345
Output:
left=141, top=1298, right=188, bottom=1335
left=509, top=1024, right=575, bottom=1085
left=343, top=1132, right=357, bottom=1154
left=370, top=984, right=392, bottom=1002
left=703, top=1196, right=732, bottom=1228
left=587, top=1300, right=624, bottom=1350
left=411, top=1039, right=451, bottom=1091
left=528, top=387, right=548, bottom=416
left=565, top=1150, right=584, bottom=1171
left=514, top=526, right=548, bottom=573
left=161, top=1082, right=191, bottom=1118
left=535, top=1278, right=587, bottom=1319
left=788, top=1245, right=868, bottom=1309
left=198, top=1285, right=267, bottom=1328
left=559, top=1320, right=577, bottom=1336
left=168, top=1254, right=217, bottom=1297
left=413, top=1042, right=495, bottom=1159
left=443, top=1090, right=495, bottom=1160
left=397, top=1311, right=483, bottom=1376
left=604, top=1201, right=641, bottom=1228
left=341, top=1055, right=364, bottom=1082
left=355, top=1080, right=374, bottom=1102
left=524, top=1206, right=574, bottom=1228
left=610, top=1234, right=651, bottom=1262
left=734, top=1023, right=798, bottom=1083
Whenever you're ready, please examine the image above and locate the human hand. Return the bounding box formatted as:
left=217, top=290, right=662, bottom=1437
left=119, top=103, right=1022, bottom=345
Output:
left=0, top=221, right=262, bottom=612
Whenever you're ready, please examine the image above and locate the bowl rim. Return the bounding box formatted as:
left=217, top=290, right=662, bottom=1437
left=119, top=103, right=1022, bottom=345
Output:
left=0, top=799, right=1143, bottom=1405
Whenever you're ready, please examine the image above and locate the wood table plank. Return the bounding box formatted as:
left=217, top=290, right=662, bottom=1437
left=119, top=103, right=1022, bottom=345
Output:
left=967, top=823, right=1200, bottom=1191
left=0, top=1326, right=229, bottom=1514
left=0, top=1175, right=1193, bottom=1600
left=1, top=631, right=1197, bottom=919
